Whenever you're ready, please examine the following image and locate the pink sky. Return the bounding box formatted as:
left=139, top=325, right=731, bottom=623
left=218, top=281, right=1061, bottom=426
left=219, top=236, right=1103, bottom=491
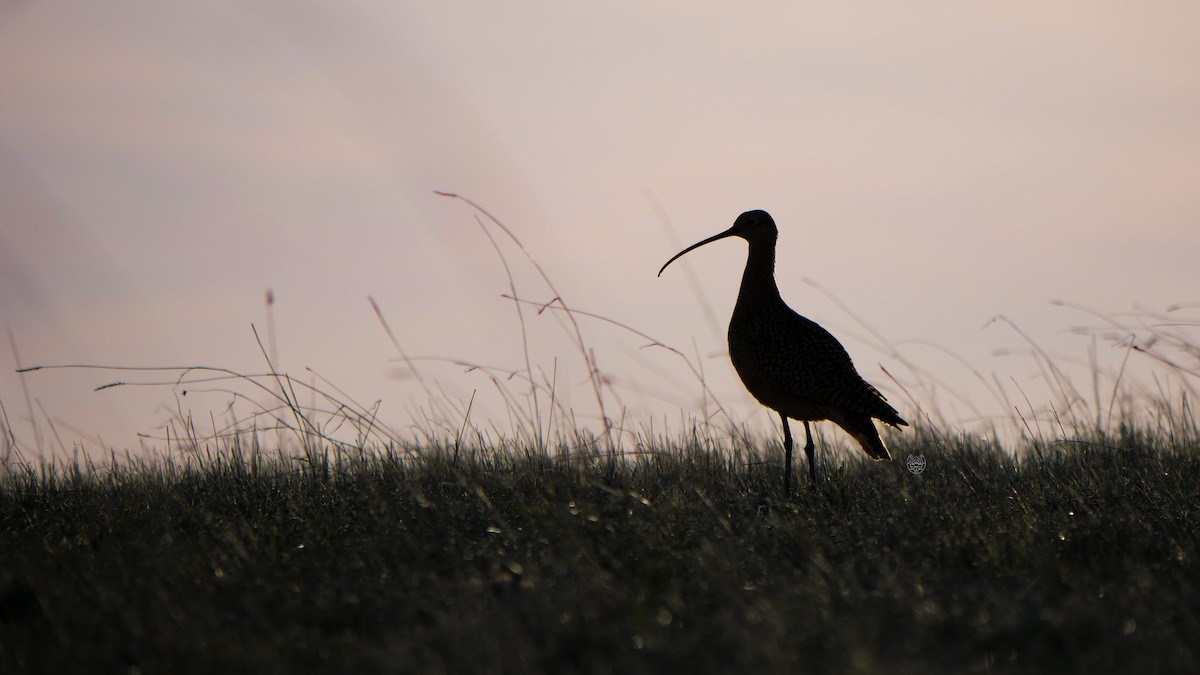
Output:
left=3, top=3, right=1198, bottom=460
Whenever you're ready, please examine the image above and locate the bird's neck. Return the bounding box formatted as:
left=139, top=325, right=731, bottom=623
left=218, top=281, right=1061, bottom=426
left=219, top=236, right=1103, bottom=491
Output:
left=735, top=241, right=782, bottom=311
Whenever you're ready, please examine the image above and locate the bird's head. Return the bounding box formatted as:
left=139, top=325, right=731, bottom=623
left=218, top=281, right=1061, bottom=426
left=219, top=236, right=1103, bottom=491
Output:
left=657, top=210, right=777, bottom=277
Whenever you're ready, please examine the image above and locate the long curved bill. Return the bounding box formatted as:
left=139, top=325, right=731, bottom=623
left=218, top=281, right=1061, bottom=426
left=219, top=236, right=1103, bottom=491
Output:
left=657, top=226, right=739, bottom=277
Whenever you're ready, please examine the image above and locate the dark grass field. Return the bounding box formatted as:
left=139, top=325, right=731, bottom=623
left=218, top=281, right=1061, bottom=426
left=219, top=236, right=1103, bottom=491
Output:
left=2, top=427, right=1198, bottom=674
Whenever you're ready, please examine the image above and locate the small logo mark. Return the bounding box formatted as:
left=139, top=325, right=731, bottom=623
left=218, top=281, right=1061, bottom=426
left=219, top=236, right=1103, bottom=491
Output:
left=906, top=454, right=926, bottom=475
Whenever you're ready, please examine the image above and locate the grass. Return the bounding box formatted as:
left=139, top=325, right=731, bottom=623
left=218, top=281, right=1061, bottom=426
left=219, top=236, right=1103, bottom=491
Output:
left=1, top=427, right=1198, bottom=674
left=3, top=195, right=1199, bottom=672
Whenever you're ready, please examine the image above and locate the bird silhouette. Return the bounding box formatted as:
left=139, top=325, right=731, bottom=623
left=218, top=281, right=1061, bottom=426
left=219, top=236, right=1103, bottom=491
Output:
left=659, top=210, right=906, bottom=492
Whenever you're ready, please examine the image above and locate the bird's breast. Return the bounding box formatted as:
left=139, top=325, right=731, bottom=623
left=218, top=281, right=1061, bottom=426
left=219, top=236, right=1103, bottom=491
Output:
left=727, top=309, right=793, bottom=399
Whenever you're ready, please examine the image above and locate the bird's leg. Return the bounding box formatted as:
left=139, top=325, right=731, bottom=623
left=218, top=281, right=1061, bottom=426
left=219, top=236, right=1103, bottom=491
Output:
left=804, top=421, right=816, bottom=485
left=780, top=413, right=793, bottom=495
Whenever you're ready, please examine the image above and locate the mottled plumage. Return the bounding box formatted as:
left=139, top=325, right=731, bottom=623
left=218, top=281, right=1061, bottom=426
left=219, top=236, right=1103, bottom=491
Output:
left=659, top=210, right=906, bottom=491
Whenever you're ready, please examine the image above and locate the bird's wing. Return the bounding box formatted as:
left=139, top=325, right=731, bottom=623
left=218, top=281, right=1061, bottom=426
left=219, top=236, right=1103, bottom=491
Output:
left=777, top=309, right=907, bottom=427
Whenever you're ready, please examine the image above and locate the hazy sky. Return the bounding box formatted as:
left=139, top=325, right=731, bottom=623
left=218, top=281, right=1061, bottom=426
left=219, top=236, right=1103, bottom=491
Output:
left=3, top=3, right=1198, bottom=459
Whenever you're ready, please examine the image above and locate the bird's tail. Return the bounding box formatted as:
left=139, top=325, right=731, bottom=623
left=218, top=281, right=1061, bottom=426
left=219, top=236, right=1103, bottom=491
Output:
left=835, top=415, right=892, bottom=461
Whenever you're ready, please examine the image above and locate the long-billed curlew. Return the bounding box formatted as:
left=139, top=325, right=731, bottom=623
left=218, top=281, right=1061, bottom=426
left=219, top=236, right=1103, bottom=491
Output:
left=658, top=210, right=907, bottom=492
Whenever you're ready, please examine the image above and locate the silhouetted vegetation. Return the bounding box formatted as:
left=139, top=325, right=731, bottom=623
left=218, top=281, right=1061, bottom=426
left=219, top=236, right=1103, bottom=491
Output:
left=5, top=198, right=1197, bottom=672
left=2, top=426, right=1197, bottom=674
